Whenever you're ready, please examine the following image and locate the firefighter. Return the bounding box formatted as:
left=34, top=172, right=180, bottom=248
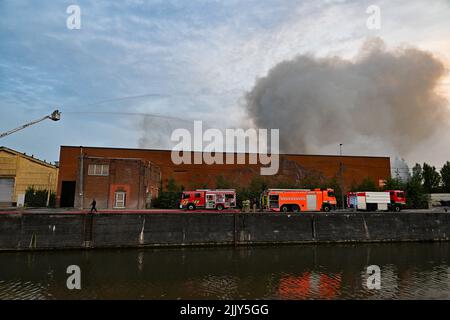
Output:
left=252, top=197, right=257, bottom=213
left=242, top=200, right=250, bottom=212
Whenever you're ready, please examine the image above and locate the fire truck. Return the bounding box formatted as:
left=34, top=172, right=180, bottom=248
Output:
left=347, top=190, right=406, bottom=212
left=179, top=189, right=237, bottom=211
left=261, top=188, right=337, bottom=212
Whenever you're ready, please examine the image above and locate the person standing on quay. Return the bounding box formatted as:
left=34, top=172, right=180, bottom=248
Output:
left=90, top=199, right=98, bottom=214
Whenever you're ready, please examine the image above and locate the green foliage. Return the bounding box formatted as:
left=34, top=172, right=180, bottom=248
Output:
left=153, top=177, right=182, bottom=209
left=351, top=177, right=378, bottom=192
left=298, top=176, right=322, bottom=189
left=236, top=177, right=267, bottom=208
left=152, top=191, right=181, bottom=209
left=440, top=161, right=450, bottom=193
left=165, top=177, right=180, bottom=192
left=327, top=176, right=344, bottom=208
left=405, top=176, right=428, bottom=209
left=412, top=163, right=423, bottom=181
left=422, top=163, right=441, bottom=193
left=24, top=186, right=56, bottom=207
left=215, top=174, right=231, bottom=189
left=382, top=177, right=404, bottom=191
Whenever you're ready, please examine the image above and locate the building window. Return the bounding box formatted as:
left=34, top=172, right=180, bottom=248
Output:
left=114, top=192, right=126, bottom=208
left=88, top=164, right=109, bottom=176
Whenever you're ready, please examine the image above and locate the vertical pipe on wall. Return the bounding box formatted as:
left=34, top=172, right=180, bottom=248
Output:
left=46, top=172, right=51, bottom=207
left=79, top=147, right=84, bottom=210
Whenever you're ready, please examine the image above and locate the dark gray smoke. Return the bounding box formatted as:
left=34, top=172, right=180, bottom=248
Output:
left=245, top=38, right=448, bottom=155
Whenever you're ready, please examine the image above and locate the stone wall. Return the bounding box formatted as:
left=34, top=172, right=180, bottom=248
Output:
left=0, top=212, right=449, bottom=251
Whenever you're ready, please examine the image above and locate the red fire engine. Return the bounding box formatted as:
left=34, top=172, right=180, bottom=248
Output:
left=179, top=189, right=237, bottom=211
left=347, top=190, right=406, bottom=212
left=261, top=188, right=337, bottom=212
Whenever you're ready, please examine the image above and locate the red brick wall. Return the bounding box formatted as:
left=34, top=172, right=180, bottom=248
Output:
left=57, top=146, right=391, bottom=207
left=73, top=156, right=159, bottom=209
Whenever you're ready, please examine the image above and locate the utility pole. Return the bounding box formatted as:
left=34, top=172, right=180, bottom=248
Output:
left=339, top=144, right=345, bottom=210
left=46, top=173, right=52, bottom=207
left=79, top=147, right=84, bottom=210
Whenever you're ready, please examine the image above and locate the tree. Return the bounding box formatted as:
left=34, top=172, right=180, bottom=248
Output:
left=405, top=176, right=428, bottom=209
left=165, top=177, right=180, bottom=192
left=215, top=174, right=231, bottom=189
left=422, top=163, right=441, bottom=193
left=412, top=163, right=423, bottom=182
left=382, top=177, right=405, bottom=191
left=393, top=163, right=427, bottom=209
left=236, top=176, right=268, bottom=209
left=440, top=161, right=450, bottom=193
left=153, top=177, right=182, bottom=208
left=352, top=177, right=378, bottom=191
left=327, top=176, right=343, bottom=208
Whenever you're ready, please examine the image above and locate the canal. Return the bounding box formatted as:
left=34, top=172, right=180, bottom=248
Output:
left=1, top=242, right=450, bottom=299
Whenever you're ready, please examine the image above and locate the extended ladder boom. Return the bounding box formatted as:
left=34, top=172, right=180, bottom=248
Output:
left=0, top=110, right=61, bottom=138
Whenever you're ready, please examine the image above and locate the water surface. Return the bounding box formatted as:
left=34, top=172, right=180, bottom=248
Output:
left=1, top=243, right=449, bottom=299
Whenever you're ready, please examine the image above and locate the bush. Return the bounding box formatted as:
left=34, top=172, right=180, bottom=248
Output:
left=153, top=177, right=183, bottom=209
left=25, top=186, right=56, bottom=207
left=152, top=191, right=181, bottom=209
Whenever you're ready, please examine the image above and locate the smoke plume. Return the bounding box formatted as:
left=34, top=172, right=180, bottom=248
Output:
left=245, top=38, right=448, bottom=155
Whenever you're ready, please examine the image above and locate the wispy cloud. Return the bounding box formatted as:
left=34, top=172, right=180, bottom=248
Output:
left=0, top=0, right=449, bottom=165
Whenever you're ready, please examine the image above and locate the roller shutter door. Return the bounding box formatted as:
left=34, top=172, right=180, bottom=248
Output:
left=0, top=178, right=14, bottom=202
left=307, top=194, right=317, bottom=211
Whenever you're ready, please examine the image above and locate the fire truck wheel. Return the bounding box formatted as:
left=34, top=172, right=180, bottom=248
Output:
left=393, top=205, right=401, bottom=212
left=216, top=204, right=224, bottom=211
left=292, top=205, right=300, bottom=213
left=187, top=204, right=196, bottom=211
left=281, top=205, right=289, bottom=213
left=322, top=204, right=331, bottom=212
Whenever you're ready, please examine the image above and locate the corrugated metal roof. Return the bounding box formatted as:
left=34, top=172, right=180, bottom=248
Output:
left=0, top=146, right=58, bottom=169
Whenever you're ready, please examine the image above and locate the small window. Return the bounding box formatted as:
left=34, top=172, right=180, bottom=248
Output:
left=182, top=193, right=190, bottom=199
left=397, top=192, right=404, bottom=198
left=114, top=192, right=126, bottom=208
left=225, top=194, right=234, bottom=199
left=327, top=191, right=335, bottom=197
left=195, top=193, right=201, bottom=198
left=88, top=164, right=109, bottom=176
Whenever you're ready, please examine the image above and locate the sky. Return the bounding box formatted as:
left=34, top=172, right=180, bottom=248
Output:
left=1, top=0, right=449, bottom=170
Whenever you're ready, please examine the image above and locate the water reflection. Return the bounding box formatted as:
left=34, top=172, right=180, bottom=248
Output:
left=0, top=243, right=450, bottom=299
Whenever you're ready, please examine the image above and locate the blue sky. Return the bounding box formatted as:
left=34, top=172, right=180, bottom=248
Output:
left=1, top=0, right=449, bottom=166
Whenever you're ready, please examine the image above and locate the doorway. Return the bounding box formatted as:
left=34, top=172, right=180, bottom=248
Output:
left=60, top=181, right=76, bottom=207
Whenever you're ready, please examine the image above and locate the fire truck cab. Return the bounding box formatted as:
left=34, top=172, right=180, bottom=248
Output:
left=180, top=189, right=236, bottom=211
left=387, top=190, right=406, bottom=211
left=261, top=188, right=337, bottom=212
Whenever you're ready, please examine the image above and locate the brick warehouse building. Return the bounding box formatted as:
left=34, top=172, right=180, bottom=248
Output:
left=68, top=155, right=160, bottom=209
left=57, top=146, right=391, bottom=208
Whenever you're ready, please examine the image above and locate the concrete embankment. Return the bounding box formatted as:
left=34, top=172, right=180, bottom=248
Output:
left=0, top=211, right=449, bottom=251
